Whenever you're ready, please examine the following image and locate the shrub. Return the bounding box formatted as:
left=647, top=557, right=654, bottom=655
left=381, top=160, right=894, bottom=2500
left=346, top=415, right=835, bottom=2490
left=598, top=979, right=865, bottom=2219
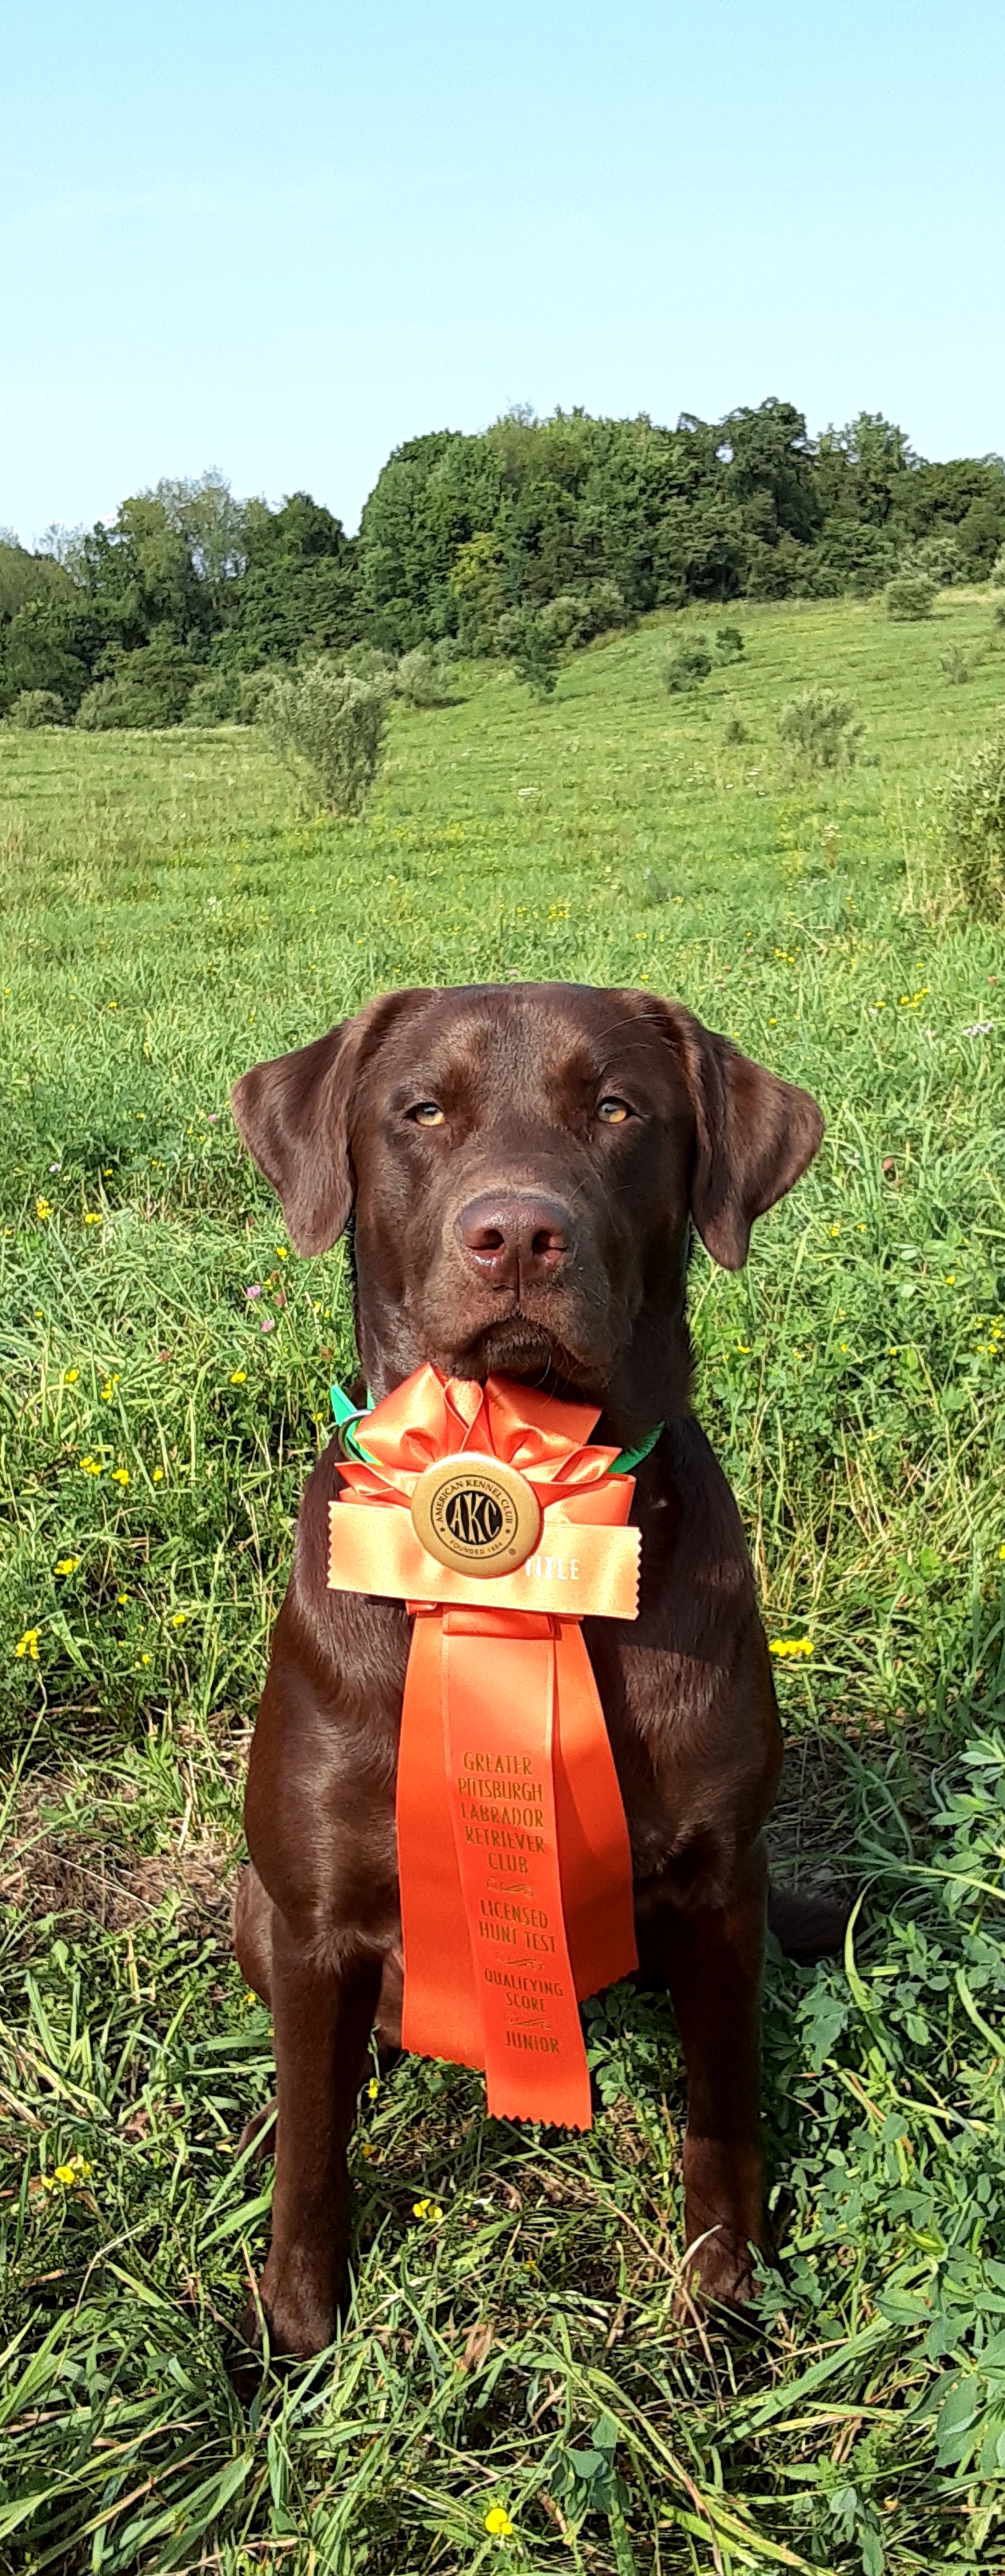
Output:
left=535, top=596, right=583, bottom=651
left=715, top=625, right=744, bottom=662
left=723, top=706, right=748, bottom=744
left=3, top=688, right=66, bottom=728
left=991, top=549, right=1005, bottom=590
left=521, top=585, right=631, bottom=666
left=572, top=579, right=631, bottom=642
left=394, top=647, right=453, bottom=708
left=903, top=530, right=968, bottom=587
left=778, top=687, right=863, bottom=772
left=496, top=609, right=562, bottom=699
left=341, top=643, right=396, bottom=686
left=75, top=633, right=201, bottom=730
left=994, top=600, right=1005, bottom=630
left=186, top=667, right=274, bottom=726
left=885, top=574, right=935, bottom=622
left=661, top=637, right=712, bottom=694
left=939, top=644, right=974, bottom=686
left=188, top=668, right=242, bottom=726
left=261, top=658, right=390, bottom=812
left=942, top=732, right=1005, bottom=918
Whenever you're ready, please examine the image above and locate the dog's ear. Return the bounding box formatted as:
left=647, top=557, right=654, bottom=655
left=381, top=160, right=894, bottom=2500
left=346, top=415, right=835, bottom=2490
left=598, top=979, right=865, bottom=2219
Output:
left=230, top=990, right=430, bottom=1254
left=657, top=1001, right=823, bottom=1270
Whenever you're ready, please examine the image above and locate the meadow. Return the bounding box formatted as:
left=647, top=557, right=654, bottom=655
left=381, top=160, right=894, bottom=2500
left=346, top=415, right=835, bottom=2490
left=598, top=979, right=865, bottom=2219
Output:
left=2, top=586, right=1005, bottom=2573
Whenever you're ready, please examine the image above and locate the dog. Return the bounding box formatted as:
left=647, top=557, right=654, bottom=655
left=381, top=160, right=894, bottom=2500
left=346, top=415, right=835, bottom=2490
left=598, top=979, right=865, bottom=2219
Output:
left=230, top=979, right=830, bottom=2363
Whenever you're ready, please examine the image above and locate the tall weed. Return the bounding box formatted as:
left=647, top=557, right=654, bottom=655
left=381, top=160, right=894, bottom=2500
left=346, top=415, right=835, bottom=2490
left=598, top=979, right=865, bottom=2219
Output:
left=262, top=657, right=390, bottom=811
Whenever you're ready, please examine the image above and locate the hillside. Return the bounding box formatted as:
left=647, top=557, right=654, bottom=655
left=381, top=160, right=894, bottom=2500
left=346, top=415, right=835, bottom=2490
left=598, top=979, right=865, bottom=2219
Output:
left=1, top=588, right=1005, bottom=2566
left=2, top=399, right=1004, bottom=725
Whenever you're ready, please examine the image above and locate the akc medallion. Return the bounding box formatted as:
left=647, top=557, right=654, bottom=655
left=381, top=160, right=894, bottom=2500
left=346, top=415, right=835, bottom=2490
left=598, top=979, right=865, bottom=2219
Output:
left=410, top=1452, right=542, bottom=1577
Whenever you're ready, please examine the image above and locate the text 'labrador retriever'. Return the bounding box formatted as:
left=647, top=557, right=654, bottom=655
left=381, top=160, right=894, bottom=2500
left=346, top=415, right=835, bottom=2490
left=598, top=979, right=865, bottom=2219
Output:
left=230, top=981, right=833, bottom=2364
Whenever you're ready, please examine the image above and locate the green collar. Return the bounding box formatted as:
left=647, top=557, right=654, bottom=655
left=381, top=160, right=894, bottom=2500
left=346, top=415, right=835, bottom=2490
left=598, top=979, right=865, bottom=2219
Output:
left=329, top=1379, right=663, bottom=1475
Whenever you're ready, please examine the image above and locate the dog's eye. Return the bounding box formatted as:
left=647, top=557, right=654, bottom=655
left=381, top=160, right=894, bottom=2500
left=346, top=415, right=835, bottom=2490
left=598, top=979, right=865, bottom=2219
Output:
left=410, top=1102, right=446, bottom=1127
left=597, top=1097, right=632, bottom=1124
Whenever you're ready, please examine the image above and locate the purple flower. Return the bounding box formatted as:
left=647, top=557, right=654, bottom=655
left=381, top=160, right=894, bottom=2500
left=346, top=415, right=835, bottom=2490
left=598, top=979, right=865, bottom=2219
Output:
left=260, top=1315, right=275, bottom=1334
left=246, top=1285, right=262, bottom=1301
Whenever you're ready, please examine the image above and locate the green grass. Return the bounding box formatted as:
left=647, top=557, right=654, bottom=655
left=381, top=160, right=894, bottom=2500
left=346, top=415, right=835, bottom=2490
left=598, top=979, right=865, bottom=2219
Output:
left=2, top=586, right=1005, bottom=2572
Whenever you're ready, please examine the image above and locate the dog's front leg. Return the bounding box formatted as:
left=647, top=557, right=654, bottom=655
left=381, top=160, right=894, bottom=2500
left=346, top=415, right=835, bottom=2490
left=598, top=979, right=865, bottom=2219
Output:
left=242, top=1907, right=381, bottom=2363
left=651, top=1858, right=768, bottom=2306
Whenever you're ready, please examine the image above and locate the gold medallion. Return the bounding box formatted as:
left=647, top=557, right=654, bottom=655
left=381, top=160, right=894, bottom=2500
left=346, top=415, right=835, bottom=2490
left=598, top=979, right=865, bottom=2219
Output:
left=410, top=1452, right=542, bottom=1577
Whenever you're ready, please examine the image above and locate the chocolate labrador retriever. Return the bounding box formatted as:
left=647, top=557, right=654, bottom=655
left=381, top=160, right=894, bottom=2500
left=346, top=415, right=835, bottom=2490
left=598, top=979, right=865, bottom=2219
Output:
left=230, top=980, right=827, bottom=2362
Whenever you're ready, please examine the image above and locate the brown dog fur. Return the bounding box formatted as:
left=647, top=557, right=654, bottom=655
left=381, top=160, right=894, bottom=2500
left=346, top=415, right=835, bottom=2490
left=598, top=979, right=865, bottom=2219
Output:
left=230, top=982, right=827, bottom=2362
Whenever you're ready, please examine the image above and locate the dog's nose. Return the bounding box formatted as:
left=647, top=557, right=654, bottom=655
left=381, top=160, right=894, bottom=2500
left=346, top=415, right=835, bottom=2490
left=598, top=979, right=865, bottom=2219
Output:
left=456, top=1192, right=571, bottom=1289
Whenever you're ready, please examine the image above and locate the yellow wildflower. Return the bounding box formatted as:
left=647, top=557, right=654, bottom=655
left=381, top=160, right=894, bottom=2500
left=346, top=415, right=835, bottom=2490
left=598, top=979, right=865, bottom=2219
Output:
left=412, top=2197, right=443, bottom=2222
left=769, top=1638, right=814, bottom=1659
left=81, top=1457, right=102, bottom=1475
left=368, top=2075, right=378, bottom=2100
left=15, top=1630, right=40, bottom=1661
left=230, top=1370, right=246, bottom=1384
left=152, top=1467, right=164, bottom=1482
left=140, top=1652, right=151, bottom=1666
left=36, top=1198, right=51, bottom=1220
left=84, top=1212, right=102, bottom=1225
left=111, top=1467, right=129, bottom=1486
left=54, top=1558, right=79, bottom=1577
left=171, top=1611, right=186, bottom=1627
left=484, top=2507, right=515, bottom=2538
left=276, top=1246, right=288, bottom=1260
left=64, top=1367, right=78, bottom=1383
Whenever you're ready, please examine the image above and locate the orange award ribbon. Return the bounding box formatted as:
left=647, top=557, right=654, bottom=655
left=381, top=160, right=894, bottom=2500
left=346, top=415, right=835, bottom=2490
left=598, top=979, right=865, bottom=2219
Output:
left=327, top=1366, right=640, bottom=2129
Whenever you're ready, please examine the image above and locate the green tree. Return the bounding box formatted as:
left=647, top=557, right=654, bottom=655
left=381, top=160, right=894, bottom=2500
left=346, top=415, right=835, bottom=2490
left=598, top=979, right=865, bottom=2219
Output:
left=0, top=539, right=71, bottom=622
left=75, top=631, right=202, bottom=729
left=448, top=532, right=505, bottom=654
left=0, top=594, right=94, bottom=715
left=222, top=494, right=360, bottom=670
left=153, top=472, right=249, bottom=609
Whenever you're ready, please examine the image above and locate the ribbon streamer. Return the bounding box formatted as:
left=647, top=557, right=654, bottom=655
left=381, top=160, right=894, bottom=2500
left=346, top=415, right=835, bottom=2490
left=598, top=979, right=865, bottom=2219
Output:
left=328, top=1366, right=640, bottom=2127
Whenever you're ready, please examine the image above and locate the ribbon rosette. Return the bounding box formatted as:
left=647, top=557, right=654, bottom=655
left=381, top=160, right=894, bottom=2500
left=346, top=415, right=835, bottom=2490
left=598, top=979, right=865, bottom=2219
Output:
left=328, top=1366, right=640, bottom=2128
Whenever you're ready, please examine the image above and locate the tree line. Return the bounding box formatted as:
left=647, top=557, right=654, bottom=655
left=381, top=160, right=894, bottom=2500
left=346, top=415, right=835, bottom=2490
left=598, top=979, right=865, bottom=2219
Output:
left=2, top=399, right=1003, bottom=727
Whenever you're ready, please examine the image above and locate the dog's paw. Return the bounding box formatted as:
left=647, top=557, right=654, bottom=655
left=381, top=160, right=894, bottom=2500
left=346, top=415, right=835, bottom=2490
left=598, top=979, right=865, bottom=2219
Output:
left=226, top=2285, right=338, bottom=2394
left=677, top=2223, right=756, bottom=2314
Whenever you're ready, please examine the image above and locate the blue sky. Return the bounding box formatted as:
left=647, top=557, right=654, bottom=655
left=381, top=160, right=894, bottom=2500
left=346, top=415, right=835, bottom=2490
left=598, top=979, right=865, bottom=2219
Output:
left=2, top=0, right=1003, bottom=543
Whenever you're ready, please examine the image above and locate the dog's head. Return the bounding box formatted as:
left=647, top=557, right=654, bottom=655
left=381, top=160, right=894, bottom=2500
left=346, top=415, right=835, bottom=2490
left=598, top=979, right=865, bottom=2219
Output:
left=232, top=983, right=823, bottom=1426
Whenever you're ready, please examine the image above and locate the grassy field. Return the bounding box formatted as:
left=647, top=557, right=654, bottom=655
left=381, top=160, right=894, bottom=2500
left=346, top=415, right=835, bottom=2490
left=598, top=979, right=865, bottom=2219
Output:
left=2, top=586, right=1005, bottom=2573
